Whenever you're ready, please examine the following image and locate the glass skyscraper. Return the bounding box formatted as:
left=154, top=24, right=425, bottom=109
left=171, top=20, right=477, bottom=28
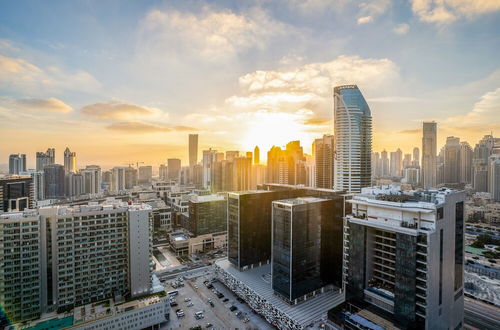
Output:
left=333, top=85, right=372, bottom=193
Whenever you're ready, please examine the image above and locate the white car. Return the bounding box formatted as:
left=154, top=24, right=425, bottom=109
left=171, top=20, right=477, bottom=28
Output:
left=184, top=298, right=191, bottom=302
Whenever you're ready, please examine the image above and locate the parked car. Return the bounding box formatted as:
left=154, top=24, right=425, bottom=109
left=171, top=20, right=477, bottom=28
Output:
left=223, top=298, right=229, bottom=302
left=229, top=306, right=237, bottom=312
left=187, top=302, right=194, bottom=307
left=176, top=309, right=185, bottom=317
left=184, top=298, right=191, bottom=302
left=205, top=323, right=213, bottom=328
left=195, top=311, right=204, bottom=320
left=216, top=292, right=224, bottom=299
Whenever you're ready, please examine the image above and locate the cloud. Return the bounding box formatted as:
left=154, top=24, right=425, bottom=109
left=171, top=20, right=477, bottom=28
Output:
left=357, top=16, right=374, bottom=24
left=138, top=6, right=287, bottom=62
left=106, top=121, right=198, bottom=134
left=303, top=118, right=331, bottom=125
left=81, top=102, right=154, bottom=120
left=393, top=23, right=410, bottom=35
left=0, top=97, right=72, bottom=113
left=445, top=87, right=500, bottom=125
left=411, top=0, right=500, bottom=24
left=0, top=54, right=100, bottom=95
left=397, top=128, right=421, bottom=134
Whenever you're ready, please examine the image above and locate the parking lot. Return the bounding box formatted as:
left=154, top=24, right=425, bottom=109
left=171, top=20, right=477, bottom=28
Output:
left=160, top=268, right=271, bottom=329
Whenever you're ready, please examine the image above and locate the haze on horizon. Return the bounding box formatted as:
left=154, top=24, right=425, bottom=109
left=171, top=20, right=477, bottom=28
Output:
left=1, top=0, right=499, bottom=168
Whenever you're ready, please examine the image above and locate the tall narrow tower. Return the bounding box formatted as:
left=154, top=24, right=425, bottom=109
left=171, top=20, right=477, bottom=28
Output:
left=254, top=146, right=260, bottom=165
left=422, top=122, right=437, bottom=188
left=189, top=134, right=198, bottom=167
left=64, top=147, right=77, bottom=173
left=333, top=85, right=372, bottom=192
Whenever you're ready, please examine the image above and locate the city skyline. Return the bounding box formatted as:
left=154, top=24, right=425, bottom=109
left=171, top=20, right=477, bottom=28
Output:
left=1, top=1, right=500, bottom=167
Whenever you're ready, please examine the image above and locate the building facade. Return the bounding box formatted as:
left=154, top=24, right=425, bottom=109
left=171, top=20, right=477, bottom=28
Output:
left=422, top=122, right=437, bottom=189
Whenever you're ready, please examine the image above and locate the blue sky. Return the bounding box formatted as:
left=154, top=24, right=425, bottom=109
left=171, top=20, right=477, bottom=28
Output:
left=1, top=0, right=499, bottom=168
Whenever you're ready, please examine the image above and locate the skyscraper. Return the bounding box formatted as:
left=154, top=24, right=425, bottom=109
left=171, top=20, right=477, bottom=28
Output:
left=138, top=165, right=153, bottom=184
left=202, top=149, right=217, bottom=188
left=167, top=158, right=181, bottom=181
left=489, top=154, right=500, bottom=202
left=315, top=134, right=334, bottom=189
left=381, top=149, right=389, bottom=177
left=43, top=164, right=65, bottom=198
left=125, top=166, right=138, bottom=188
left=390, top=148, right=403, bottom=177
left=333, top=85, right=372, bottom=192
left=189, top=134, right=198, bottom=167
left=472, top=135, right=499, bottom=192
left=8, top=154, right=26, bottom=174
left=111, top=166, right=127, bottom=192
left=0, top=176, right=34, bottom=212
left=36, top=148, right=55, bottom=171
left=254, top=146, right=260, bottom=165
left=422, top=122, right=437, bottom=189
left=63, top=147, right=76, bottom=173
left=459, top=142, right=473, bottom=184
left=413, top=147, right=420, bottom=167
left=444, top=136, right=461, bottom=184
left=81, top=165, right=101, bottom=194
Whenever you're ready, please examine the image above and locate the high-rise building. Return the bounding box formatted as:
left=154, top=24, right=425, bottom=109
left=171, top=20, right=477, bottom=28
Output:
left=65, top=172, right=84, bottom=197
left=267, top=141, right=306, bottom=186
left=413, top=147, right=420, bottom=167
left=403, top=167, right=420, bottom=186
left=390, top=148, right=403, bottom=177
left=403, top=153, right=412, bottom=169
left=189, top=134, right=199, bottom=167
left=80, top=165, right=101, bottom=195
left=186, top=194, right=227, bottom=236
left=472, top=135, right=499, bottom=192
left=444, top=136, right=461, bottom=184
left=422, top=122, right=437, bottom=188
left=138, top=165, right=153, bottom=184
left=20, top=170, right=44, bottom=201
left=125, top=166, right=138, bottom=188
left=202, top=149, right=218, bottom=188
left=272, top=197, right=333, bottom=303
left=333, top=85, right=372, bottom=192
left=381, top=150, right=389, bottom=177
left=9, top=154, right=26, bottom=174
left=315, top=135, right=334, bottom=189
left=43, top=164, right=65, bottom=198
left=167, top=158, right=181, bottom=181
left=489, top=154, right=500, bottom=202
left=0, top=176, right=34, bottom=212
left=111, top=166, right=127, bottom=192
left=63, top=147, right=76, bottom=173
left=344, top=186, right=464, bottom=329
left=254, top=146, right=260, bottom=165
left=159, top=164, right=168, bottom=181
left=251, top=164, right=266, bottom=190
left=225, top=151, right=239, bottom=162
left=459, top=142, right=473, bottom=184
left=372, top=152, right=380, bottom=178
left=36, top=149, right=55, bottom=171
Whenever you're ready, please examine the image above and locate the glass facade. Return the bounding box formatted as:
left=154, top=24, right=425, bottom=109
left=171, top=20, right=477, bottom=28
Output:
left=394, top=233, right=417, bottom=326
left=188, top=198, right=227, bottom=236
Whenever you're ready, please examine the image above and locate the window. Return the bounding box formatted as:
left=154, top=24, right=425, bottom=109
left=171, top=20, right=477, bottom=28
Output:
left=437, top=207, right=444, bottom=220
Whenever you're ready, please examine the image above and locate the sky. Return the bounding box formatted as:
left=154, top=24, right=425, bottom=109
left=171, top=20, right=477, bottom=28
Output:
left=1, top=0, right=499, bottom=169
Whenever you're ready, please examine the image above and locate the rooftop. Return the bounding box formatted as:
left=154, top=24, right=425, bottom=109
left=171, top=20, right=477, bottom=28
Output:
left=273, top=197, right=329, bottom=206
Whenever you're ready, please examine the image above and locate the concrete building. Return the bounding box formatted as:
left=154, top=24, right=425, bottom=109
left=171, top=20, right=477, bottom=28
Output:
left=381, top=150, right=389, bottom=177
left=167, top=158, right=181, bottom=181
left=413, top=147, right=420, bottom=167
left=489, top=154, right=500, bottom=202
left=36, top=148, right=55, bottom=171
left=254, top=146, right=260, bottom=165
left=125, top=166, right=138, bottom=189
left=43, top=164, right=65, bottom=199
left=333, top=85, right=372, bottom=193
left=80, top=165, right=101, bottom=195
left=0, top=176, right=34, bottom=212
left=9, top=154, right=26, bottom=174
left=20, top=170, right=44, bottom=201
left=189, top=134, right=198, bottom=167
left=138, top=165, right=153, bottom=184
left=459, top=142, right=473, bottom=184
left=111, top=166, right=126, bottom=192
left=65, top=172, right=84, bottom=198
left=315, top=135, right=334, bottom=189
left=390, top=149, right=403, bottom=177
left=344, top=185, right=464, bottom=329
left=444, top=136, right=461, bottom=184
left=422, top=122, right=437, bottom=189
left=186, top=194, right=227, bottom=236
left=63, top=147, right=76, bottom=173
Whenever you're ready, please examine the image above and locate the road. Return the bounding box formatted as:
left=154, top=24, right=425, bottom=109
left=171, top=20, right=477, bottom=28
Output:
left=464, top=299, right=500, bottom=330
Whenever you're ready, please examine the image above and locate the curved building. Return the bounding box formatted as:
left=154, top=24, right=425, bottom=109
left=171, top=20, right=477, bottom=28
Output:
left=333, top=85, right=372, bottom=192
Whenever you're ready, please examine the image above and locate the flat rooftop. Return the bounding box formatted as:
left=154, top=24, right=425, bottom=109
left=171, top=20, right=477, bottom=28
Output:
left=273, top=197, right=329, bottom=206
left=215, top=258, right=344, bottom=328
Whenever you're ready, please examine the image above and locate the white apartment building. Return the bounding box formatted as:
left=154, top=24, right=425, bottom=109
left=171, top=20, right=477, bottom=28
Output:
left=344, top=185, right=465, bottom=330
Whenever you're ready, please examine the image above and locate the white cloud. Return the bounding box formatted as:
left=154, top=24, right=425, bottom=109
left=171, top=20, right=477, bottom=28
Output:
left=0, top=54, right=101, bottom=95
left=446, top=87, right=500, bottom=125
left=0, top=97, right=72, bottom=113
left=357, top=0, right=391, bottom=24
left=81, top=101, right=169, bottom=123
left=357, top=16, right=374, bottom=24
left=393, top=23, right=410, bottom=34
left=138, top=6, right=287, bottom=62
left=411, top=0, right=500, bottom=24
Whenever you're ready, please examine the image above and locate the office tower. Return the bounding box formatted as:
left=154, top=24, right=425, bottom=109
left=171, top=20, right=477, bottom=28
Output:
left=246, top=151, right=252, bottom=160
left=489, top=154, right=500, bottom=202
left=344, top=186, right=464, bottom=329
left=111, top=166, right=127, bottom=192
left=254, top=146, right=260, bottom=165
left=0, top=176, right=34, bottom=212
left=251, top=164, right=266, bottom=190
left=472, top=135, right=499, bottom=192
left=138, top=165, right=153, bottom=184
left=9, top=154, right=26, bottom=174
left=0, top=211, right=42, bottom=323
left=403, top=153, right=412, bottom=169
left=272, top=197, right=333, bottom=303
left=267, top=146, right=287, bottom=184
left=304, top=155, right=315, bottom=188
left=225, top=151, right=239, bottom=162
left=167, top=158, right=181, bottom=181
left=180, top=166, right=190, bottom=185
left=403, top=167, right=420, bottom=186
left=413, top=147, right=420, bottom=167
left=381, top=150, right=389, bottom=177
left=192, top=164, right=203, bottom=187
left=102, top=170, right=112, bottom=184
left=125, top=166, right=138, bottom=188
left=267, top=141, right=306, bottom=186
left=437, top=147, right=445, bottom=185
left=159, top=164, right=168, bottom=181
left=38, top=201, right=153, bottom=311
left=315, top=135, right=334, bottom=189
left=186, top=194, right=227, bottom=236
left=43, top=164, right=65, bottom=198
left=36, top=148, right=55, bottom=171
left=459, top=142, right=473, bottom=184
left=422, top=122, right=437, bottom=188
left=372, top=152, right=379, bottom=178
left=80, top=165, right=101, bottom=195
left=63, top=147, right=76, bottom=173
left=390, top=148, right=403, bottom=177
left=333, top=85, right=372, bottom=192
left=233, top=156, right=252, bottom=191
left=189, top=134, right=198, bottom=167
left=20, top=170, right=44, bottom=201
left=65, top=172, right=84, bottom=197
left=443, top=136, right=461, bottom=184
left=202, top=149, right=218, bottom=188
